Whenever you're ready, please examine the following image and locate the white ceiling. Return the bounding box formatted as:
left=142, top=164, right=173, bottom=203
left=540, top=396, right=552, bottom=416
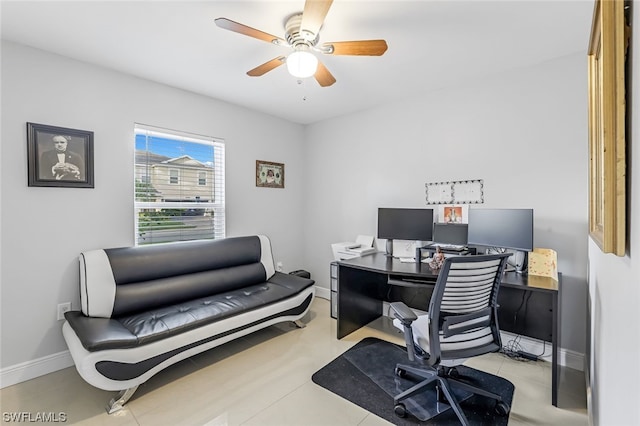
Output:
left=1, top=0, right=594, bottom=124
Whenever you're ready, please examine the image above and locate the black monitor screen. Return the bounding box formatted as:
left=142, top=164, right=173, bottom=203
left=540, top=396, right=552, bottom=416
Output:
left=378, top=208, right=434, bottom=241
left=433, top=223, right=468, bottom=245
left=467, top=208, right=534, bottom=252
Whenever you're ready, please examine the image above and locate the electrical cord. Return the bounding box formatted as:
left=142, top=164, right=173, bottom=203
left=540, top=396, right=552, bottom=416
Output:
left=501, top=335, right=525, bottom=359
left=522, top=291, right=533, bottom=324
left=500, top=335, right=548, bottom=361
left=536, top=340, right=548, bottom=357
left=513, top=290, right=528, bottom=325
left=500, top=335, right=536, bottom=362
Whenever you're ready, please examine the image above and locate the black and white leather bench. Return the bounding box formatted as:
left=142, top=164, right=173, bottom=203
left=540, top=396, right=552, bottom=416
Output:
left=62, top=235, right=315, bottom=413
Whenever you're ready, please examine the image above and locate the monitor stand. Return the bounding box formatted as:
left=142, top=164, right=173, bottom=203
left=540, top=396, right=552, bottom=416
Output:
left=514, top=250, right=528, bottom=274
left=385, top=239, right=394, bottom=257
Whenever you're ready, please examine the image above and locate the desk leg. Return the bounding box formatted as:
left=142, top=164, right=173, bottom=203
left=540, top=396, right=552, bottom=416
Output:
left=337, top=266, right=384, bottom=339
left=552, top=283, right=561, bottom=406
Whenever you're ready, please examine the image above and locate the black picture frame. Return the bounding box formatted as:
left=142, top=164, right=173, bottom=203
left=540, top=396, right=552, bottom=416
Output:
left=27, top=122, right=94, bottom=188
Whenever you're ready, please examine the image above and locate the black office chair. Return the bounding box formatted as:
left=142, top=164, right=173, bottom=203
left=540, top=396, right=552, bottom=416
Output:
left=390, top=253, right=512, bottom=425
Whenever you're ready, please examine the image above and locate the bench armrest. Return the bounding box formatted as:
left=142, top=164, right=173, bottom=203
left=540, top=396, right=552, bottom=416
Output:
left=65, top=311, right=137, bottom=351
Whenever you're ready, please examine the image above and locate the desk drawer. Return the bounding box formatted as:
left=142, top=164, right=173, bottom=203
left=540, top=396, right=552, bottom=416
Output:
left=330, top=262, right=338, bottom=318
left=331, top=291, right=337, bottom=319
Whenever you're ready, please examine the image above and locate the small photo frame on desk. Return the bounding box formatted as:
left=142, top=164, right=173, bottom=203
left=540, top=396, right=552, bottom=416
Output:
left=438, top=205, right=468, bottom=223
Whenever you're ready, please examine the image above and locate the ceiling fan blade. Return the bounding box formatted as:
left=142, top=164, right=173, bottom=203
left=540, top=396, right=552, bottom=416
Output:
left=247, top=56, right=287, bottom=77
left=321, top=40, right=388, bottom=56
left=215, top=18, right=287, bottom=45
left=300, top=0, right=333, bottom=37
left=314, top=61, right=336, bottom=87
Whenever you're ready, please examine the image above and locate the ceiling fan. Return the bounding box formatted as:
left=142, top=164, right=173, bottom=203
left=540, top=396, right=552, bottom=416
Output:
left=215, top=0, right=388, bottom=87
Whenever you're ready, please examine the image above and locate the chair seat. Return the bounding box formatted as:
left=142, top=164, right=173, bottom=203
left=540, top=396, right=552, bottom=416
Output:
left=393, top=314, right=495, bottom=366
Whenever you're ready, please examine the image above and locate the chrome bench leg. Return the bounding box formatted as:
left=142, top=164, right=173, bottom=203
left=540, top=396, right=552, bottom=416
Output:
left=106, top=385, right=139, bottom=414
left=293, top=320, right=306, bottom=328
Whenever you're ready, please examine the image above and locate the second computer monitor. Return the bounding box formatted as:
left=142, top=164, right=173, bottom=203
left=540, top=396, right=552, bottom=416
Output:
left=467, top=208, right=534, bottom=252
left=378, top=208, right=434, bottom=256
left=377, top=208, right=434, bottom=241
left=432, top=223, right=468, bottom=246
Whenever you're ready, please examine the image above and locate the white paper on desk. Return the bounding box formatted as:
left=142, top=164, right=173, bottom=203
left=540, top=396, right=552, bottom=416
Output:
left=356, top=235, right=374, bottom=247
left=350, top=246, right=376, bottom=255
left=341, top=242, right=361, bottom=249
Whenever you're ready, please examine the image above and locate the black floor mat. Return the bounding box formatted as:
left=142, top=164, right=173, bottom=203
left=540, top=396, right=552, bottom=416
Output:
left=312, top=337, right=514, bottom=425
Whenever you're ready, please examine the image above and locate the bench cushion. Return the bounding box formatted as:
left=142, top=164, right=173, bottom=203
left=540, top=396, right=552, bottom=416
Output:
left=80, top=235, right=276, bottom=318
left=66, top=272, right=314, bottom=351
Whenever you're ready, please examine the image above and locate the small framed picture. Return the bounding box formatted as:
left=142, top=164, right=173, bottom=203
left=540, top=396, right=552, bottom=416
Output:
left=256, top=160, right=284, bottom=189
left=438, top=205, right=469, bottom=223
left=27, top=122, right=94, bottom=188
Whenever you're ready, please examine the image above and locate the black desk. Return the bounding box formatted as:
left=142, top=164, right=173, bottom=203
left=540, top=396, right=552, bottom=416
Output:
left=336, top=252, right=562, bottom=406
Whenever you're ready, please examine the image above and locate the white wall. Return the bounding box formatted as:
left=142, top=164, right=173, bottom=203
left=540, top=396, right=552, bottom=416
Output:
left=587, top=3, right=640, bottom=424
left=0, top=41, right=306, bottom=375
left=303, top=53, right=589, bottom=356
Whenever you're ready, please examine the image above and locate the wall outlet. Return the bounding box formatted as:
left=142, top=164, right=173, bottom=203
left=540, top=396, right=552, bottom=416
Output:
left=276, top=261, right=284, bottom=272
left=57, top=302, right=71, bottom=321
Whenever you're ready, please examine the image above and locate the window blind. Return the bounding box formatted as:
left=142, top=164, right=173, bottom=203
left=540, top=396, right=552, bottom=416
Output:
left=134, top=123, right=225, bottom=245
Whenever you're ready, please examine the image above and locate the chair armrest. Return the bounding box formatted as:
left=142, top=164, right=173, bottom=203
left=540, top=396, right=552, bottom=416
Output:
left=390, top=302, right=420, bottom=362
left=390, top=302, right=417, bottom=322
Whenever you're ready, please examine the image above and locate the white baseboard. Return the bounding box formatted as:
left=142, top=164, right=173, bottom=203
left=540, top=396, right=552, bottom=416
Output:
left=315, top=285, right=330, bottom=300
left=0, top=350, right=74, bottom=389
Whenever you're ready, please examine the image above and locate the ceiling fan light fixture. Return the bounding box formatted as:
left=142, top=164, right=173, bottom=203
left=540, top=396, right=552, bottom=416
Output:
left=286, top=50, right=318, bottom=78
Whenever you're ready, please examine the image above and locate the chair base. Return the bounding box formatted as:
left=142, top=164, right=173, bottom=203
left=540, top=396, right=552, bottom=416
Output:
left=394, top=363, right=510, bottom=426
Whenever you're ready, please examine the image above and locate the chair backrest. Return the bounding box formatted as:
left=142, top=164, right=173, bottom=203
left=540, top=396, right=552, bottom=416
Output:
left=427, top=253, right=511, bottom=365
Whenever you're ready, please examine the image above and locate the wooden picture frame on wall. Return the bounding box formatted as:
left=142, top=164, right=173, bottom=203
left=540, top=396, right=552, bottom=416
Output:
left=256, top=160, right=284, bottom=188
left=587, top=0, right=628, bottom=256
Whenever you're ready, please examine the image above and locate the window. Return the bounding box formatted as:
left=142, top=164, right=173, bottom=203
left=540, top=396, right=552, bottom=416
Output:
left=134, top=124, right=225, bottom=245
left=169, top=169, right=179, bottom=185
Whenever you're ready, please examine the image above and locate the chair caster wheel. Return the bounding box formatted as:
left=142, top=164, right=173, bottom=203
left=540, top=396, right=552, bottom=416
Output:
left=495, top=401, right=510, bottom=416
left=395, top=367, right=406, bottom=378
left=394, top=403, right=407, bottom=418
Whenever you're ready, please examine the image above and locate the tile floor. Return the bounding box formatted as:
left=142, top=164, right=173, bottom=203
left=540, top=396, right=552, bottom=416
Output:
left=0, top=298, right=587, bottom=425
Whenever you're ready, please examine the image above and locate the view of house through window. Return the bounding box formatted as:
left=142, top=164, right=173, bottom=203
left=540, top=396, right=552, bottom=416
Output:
left=134, top=124, right=225, bottom=245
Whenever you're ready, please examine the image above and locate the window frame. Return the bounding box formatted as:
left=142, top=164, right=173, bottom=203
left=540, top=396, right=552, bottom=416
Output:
left=168, top=168, right=180, bottom=185
left=134, top=124, right=225, bottom=245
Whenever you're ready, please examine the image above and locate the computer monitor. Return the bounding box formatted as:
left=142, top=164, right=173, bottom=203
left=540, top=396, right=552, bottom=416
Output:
left=377, top=208, right=434, bottom=256
left=432, top=223, right=468, bottom=246
left=467, top=208, right=534, bottom=252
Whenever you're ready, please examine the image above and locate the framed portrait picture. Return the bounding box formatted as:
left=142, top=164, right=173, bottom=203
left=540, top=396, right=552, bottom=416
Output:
left=27, top=122, right=94, bottom=188
left=256, top=160, right=284, bottom=189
